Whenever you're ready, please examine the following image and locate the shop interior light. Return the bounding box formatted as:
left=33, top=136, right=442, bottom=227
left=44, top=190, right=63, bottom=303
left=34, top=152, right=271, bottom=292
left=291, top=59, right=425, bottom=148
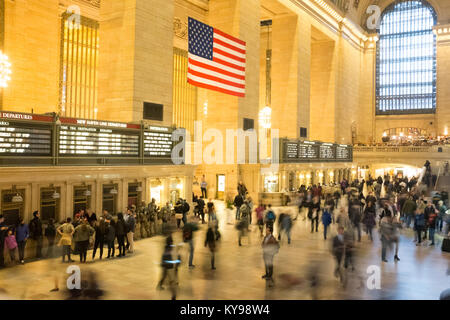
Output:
left=84, top=189, right=91, bottom=196
left=136, top=186, right=143, bottom=192
left=0, top=51, right=12, bottom=88
left=51, top=185, right=60, bottom=199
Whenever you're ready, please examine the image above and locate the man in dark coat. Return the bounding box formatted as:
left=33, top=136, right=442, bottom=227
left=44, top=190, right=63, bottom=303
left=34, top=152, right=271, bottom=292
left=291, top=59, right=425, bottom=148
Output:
left=233, top=194, right=244, bottom=220
left=29, top=211, right=43, bottom=259
left=0, top=215, right=8, bottom=268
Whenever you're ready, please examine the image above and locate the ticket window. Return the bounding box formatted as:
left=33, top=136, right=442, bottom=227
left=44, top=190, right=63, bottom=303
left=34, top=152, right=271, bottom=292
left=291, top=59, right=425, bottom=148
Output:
left=216, top=174, right=225, bottom=200
left=102, top=184, right=118, bottom=215
left=73, top=186, right=91, bottom=215
left=40, top=188, right=61, bottom=223
left=1, top=189, right=25, bottom=227
left=128, top=183, right=142, bottom=208
left=264, top=175, right=279, bottom=193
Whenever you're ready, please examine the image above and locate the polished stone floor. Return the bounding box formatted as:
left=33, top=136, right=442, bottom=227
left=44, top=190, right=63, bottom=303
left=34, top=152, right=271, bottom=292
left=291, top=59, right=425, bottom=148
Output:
left=0, top=201, right=449, bottom=300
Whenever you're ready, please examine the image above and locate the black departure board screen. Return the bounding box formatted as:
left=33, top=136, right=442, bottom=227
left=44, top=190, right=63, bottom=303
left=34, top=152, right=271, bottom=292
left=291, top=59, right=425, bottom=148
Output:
left=284, top=141, right=299, bottom=159
left=281, top=138, right=352, bottom=163
left=143, top=126, right=173, bottom=157
left=0, top=112, right=53, bottom=156
left=59, top=125, right=140, bottom=156
left=298, top=141, right=319, bottom=160
left=319, top=143, right=335, bottom=160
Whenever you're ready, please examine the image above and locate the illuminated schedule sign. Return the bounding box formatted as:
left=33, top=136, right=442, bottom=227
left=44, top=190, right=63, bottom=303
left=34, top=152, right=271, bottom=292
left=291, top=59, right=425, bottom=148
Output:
left=144, top=126, right=173, bottom=157
left=58, top=118, right=140, bottom=156
left=0, top=113, right=53, bottom=156
left=281, top=139, right=352, bottom=163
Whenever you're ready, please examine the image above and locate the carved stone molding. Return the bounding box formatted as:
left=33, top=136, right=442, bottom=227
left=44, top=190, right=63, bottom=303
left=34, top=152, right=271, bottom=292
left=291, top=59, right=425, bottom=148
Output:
left=80, top=0, right=100, bottom=8
left=174, top=17, right=188, bottom=40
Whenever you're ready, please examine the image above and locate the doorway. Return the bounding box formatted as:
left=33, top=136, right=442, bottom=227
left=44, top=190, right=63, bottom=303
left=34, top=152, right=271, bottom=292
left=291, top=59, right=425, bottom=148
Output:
left=216, top=174, right=225, bottom=200
left=1, top=189, right=25, bottom=227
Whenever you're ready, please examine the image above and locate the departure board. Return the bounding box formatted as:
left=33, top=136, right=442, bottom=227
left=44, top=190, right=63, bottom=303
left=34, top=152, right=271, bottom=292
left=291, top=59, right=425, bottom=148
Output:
left=144, top=126, right=173, bottom=157
left=0, top=113, right=53, bottom=156
left=59, top=125, right=140, bottom=156
left=336, top=145, right=351, bottom=160
left=319, top=144, right=335, bottom=160
left=298, top=141, right=319, bottom=160
left=284, top=141, right=299, bottom=159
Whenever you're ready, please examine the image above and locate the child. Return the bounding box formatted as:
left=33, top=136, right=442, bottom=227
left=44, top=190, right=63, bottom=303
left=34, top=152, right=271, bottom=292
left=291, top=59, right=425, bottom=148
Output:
left=5, top=229, right=18, bottom=264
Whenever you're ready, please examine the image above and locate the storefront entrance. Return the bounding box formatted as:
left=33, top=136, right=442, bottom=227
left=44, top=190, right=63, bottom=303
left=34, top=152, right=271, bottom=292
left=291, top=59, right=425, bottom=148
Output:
left=216, top=174, right=225, bottom=200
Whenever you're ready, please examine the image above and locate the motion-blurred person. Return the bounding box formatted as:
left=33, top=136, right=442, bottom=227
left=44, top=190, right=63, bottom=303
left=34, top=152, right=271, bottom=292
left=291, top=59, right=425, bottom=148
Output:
left=322, top=207, right=332, bottom=240
left=380, top=212, right=394, bottom=262
left=234, top=193, right=244, bottom=220
left=363, top=200, right=376, bottom=241
left=205, top=226, right=220, bottom=270
left=183, top=217, right=199, bottom=268
left=16, top=217, right=29, bottom=264
left=126, top=208, right=136, bottom=253
left=196, top=196, right=206, bottom=224
left=73, top=218, right=95, bottom=263
left=438, top=200, right=447, bottom=233
left=414, top=209, right=426, bottom=246
left=332, top=226, right=345, bottom=282
left=45, top=218, right=57, bottom=258
left=391, top=214, right=402, bottom=261
left=261, top=227, right=279, bottom=287
left=402, top=195, right=417, bottom=228
left=240, top=200, right=251, bottom=231
left=105, top=218, right=116, bottom=259
left=5, top=229, right=18, bottom=264
left=265, top=204, right=276, bottom=231
left=157, top=236, right=181, bottom=300
left=207, top=202, right=218, bottom=227
left=427, top=205, right=438, bottom=246
left=0, top=215, right=7, bottom=268
left=92, top=218, right=106, bottom=260
left=115, top=213, right=127, bottom=257
left=29, top=211, right=43, bottom=259
left=237, top=214, right=249, bottom=246
left=308, top=196, right=320, bottom=233
left=349, top=201, right=362, bottom=242
left=161, top=202, right=173, bottom=236
left=57, top=217, right=75, bottom=263
left=278, top=213, right=292, bottom=244
left=255, top=204, right=265, bottom=237
left=238, top=180, right=247, bottom=197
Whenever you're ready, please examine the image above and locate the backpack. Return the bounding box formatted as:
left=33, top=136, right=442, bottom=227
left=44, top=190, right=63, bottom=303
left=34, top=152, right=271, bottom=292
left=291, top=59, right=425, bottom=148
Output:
left=267, top=210, right=275, bottom=221
left=183, top=201, right=190, bottom=213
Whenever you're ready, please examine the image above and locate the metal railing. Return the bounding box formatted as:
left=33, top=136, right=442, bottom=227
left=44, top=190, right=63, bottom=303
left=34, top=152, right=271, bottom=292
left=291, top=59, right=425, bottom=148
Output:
left=353, top=145, right=449, bottom=153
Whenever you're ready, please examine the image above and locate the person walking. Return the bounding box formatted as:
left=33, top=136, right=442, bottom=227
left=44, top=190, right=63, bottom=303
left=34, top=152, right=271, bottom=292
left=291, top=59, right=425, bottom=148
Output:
left=427, top=207, right=438, bottom=246
left=261, top=227, right=279, bottom=287
left=57, top=217, right=75, bottom=263
left=363, top=200, right=377, bottom=241
left=308, top=196, right=320, bottom=233
left=157, top=236, right=181, bottom=300
left=16, top=218, right=29, bottom=264
left=115, top=213, right=127, bottom=257
left=265, top=204, right=276, bottom=231
left=402, top=195, right=417, bottom=228
left=255, top=204, right=265, bottom=237
left=45, top=219, right=57, bottom=258
left=92, top=219, right=107, bottom=260
left=196, top=197, right=206, bottom=224
left=105, top=218, right=116, bottom=259
left=322, top=207, right=332, bottom=240
left=380, top=212, right=394, bottom=262
left=391, top=214, right=402, bottom=261
left=332, top=226, right=345, bottom=282
left=279, top=213, right=292, bottom=244
left=349, top=201, right=362, bottom=242
left=73, top=218, right=95, bottom=263
left=205, top=226, right=219, bottom=270
left=234, top=194, right=244, bottom=220
left=183, top=217, right=199, bottom=268
left=29, top=211, right=43, bottom=259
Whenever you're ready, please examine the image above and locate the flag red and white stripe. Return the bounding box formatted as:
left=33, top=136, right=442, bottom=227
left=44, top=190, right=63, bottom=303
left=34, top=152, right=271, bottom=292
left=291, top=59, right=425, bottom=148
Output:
left=188, top=18, right=246, bottom=97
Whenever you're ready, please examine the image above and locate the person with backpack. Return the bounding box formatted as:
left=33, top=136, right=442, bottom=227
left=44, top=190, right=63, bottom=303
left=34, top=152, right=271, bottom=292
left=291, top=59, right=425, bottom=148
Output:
left=265, top=204, right=276, bottom=231
left=261, top=226, right=279, bottom=287
left=240, top=200, right=251, bottom=231
left=182, top=199, right=190, bottom=226
left=322, top=207, right=332, bottom=240
left=29, top=211, right=43, bottom=259
left=45, top=218, right=57, bottom=258
left=182, top=217, right=199, bottom=268
left=234, top=194, right=244, bottom=220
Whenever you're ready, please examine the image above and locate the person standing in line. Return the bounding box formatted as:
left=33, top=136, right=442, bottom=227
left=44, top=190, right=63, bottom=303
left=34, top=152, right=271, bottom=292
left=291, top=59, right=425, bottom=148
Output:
left=73, top=218, right=94, bottom=263
left=45, top=219, right=57, bottom=258
left=57, top=217, right=75, bottom=263
left=261, top=227, right=279, bottom=287
left=201, top=175, right=207, bottom=199
left=123, top=209, right=131, bottom=251
left=5, top=229, right=18, bottom=265
left=16, top=217, right=29, bottom=264
left=205, top=226, right=219, bottom=270
left=0, top=215, right=8, bottom=269
left=105, top=218, right=116, bottom=259
left=196, top=197, right=206, bottom=224
left=29, top=211, right=43, bottom=259
left=322, top=207, right=332, bottom=240
left=86, top=208, right=97, bottom=226
left=279, top=213, right=292, bottom=244
left=126, top=208, right=136, bottom=253
left=234, top=194, right=244, bottom=221
left=115, top=213, right=127, bottom=257
left=92, top=218, right=106, bottom=260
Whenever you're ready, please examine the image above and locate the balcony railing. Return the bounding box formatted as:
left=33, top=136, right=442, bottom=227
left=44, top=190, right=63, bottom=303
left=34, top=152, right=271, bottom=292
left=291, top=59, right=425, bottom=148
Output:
left=353, top=145, right=449, bottom=153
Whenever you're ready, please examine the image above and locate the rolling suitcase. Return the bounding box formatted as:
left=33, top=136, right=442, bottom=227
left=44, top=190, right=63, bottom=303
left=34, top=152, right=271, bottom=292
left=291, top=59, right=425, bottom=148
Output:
left=442, top=238, right=450, bottom=253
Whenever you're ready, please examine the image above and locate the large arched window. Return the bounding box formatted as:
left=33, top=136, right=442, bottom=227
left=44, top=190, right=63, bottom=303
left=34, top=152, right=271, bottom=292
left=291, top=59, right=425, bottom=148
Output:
left=376, top=1, right=437, bottom=115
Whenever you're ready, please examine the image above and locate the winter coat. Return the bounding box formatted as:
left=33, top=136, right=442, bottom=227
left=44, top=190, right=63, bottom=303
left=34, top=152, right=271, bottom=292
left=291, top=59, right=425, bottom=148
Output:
left=29, top=217, right=43, bottom=240
left=16, top=223, right=29, bottom=242
left=322, top=210, right=332, bottom=226
left=73, top=224, right=95, bottom=242
left=57, top=223, right=74, bottom=246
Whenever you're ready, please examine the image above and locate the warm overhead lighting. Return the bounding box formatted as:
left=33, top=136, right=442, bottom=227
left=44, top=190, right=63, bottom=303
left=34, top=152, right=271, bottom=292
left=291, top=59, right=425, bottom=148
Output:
left=399, top=132, right=404, bottom=137
left=382, top=132, right=387, bottom=137
left=0, top=51, right=12, bottom=88
left=136, top=186, right=143, bottom=192
left=444, top=127, right=448, bottom=136
left=12, top=193, right=23, bottom=203
left=110, top=188, right=118, bottom=195
left=84, top=190, right=91, bottom=196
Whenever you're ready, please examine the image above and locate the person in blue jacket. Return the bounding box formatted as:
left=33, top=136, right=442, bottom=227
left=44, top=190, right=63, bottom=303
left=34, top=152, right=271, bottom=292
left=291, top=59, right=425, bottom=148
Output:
left=15, top=217, right=29, bottom=264
left=322, top=208, right=332, bottom=240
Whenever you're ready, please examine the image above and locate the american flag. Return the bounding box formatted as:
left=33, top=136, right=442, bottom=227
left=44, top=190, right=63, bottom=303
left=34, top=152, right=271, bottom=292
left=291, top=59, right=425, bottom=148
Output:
left=188, top=17, right=246, bottom=97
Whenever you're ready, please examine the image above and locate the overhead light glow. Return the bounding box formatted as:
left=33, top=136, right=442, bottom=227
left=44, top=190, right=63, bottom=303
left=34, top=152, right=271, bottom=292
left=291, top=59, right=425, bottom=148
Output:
left=0, top=51, right=12, bottom=88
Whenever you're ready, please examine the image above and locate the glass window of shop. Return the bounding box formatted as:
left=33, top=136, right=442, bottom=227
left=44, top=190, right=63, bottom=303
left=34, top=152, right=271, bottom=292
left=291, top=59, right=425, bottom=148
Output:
left=1, top=189, right=25, bottom=227
left=264, top=174, right=279, bottom=193
left=40, top=188, right=61, bottom=223
left=73, top=185, right=91, bottom=215
left=102, top=184, right=118, bottom=214
left=150, top=180, right=163, bottom=205
left=128, top=183, right=142, bottom=208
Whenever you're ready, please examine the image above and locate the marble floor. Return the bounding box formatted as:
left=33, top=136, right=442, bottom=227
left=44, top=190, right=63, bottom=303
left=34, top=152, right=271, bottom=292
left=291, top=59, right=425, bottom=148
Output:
left=0, top=201, right=449, bottom=300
